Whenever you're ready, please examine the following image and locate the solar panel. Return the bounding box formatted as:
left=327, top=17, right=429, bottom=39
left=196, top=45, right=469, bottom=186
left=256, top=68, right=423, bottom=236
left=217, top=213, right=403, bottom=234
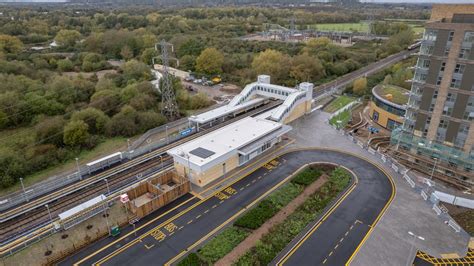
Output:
left=190, top=147, right=215, bottom=159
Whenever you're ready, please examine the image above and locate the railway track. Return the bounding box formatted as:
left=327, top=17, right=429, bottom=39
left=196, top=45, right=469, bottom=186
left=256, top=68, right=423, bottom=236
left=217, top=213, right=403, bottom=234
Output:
left=0, top=100, right=281, bottom=250
left=0, top=157, right=172, bottom=243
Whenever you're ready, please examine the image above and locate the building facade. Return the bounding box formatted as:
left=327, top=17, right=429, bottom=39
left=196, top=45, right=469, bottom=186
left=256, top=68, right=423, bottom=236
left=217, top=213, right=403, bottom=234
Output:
left=393, top=4, right=473, bottom=186
left=369, top=85, right=408, bottom=130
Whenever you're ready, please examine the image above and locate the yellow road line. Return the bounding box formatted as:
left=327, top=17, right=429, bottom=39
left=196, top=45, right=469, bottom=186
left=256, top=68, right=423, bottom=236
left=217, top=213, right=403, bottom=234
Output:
left=164, top=159, right=310, bottom=266
left=277, top=165, right=358, bottom=265
left=87, top=140, right=292, bottom=266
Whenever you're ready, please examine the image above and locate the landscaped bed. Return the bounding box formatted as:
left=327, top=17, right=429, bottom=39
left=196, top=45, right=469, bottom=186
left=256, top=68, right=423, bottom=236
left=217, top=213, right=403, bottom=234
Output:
left=329, top=110, right=351, bottom=128
left=177, top=165, right=352, bottom=265
left=324, top=95, right=355, bottom=113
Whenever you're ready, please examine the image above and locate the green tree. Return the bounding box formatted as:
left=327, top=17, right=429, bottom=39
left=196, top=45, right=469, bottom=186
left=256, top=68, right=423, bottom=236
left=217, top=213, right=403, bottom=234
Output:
left=63, top=120, right=90, bottom=147
left=54, top=29, right=81, bottom=48
left=196, top=48, right=224, bottom=75
left=89, top=89, right=121, bottom=116
left=121, top=59, right=151, bottom=81
left=353, top=77, right=367, bottom=96
left=57, top=59, right=74, bottom=72
left=0, top=34, right=23, bottom=54
left=71, top=108, right=109, bottom=135
left=106, top=105, right=139, bottom=137
left=0, top=110, right=7, bottom=129
left=120, top=45, right=134, bottom=61
left=251, top=49, right=289, bottom=84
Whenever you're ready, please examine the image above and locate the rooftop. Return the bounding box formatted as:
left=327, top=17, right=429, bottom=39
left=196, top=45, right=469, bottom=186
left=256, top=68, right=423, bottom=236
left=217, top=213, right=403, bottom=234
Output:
left=373, top=85, right=409, bottom=106
left=167, top=116, right=282, bottom=169
left=189, top=98, right=265, bottom=124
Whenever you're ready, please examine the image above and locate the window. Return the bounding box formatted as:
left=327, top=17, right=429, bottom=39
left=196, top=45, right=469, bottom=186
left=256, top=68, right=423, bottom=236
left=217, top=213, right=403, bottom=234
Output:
left=463, top=31, right=474, bottom=43
left=418, top=59, right=430, bottom=68
left=414, top=72, right=427, bottom=82
left=440, top=62, right=446, bottom=72
left=448, top=31, right=455, bottom=42
left=420, top=44, right=434, bottom=55
left=443, top=106, right=453, bottom=116
left=439, top=119, right=448, bottom=129
left=459, top=48, right=470, bottom=59
left=444, top=46, right=450, bottom=56
left=450, top=78, right=461, bottom=89
left=436, top=76, right=443, bottom=85
left=454, top=64, right=465, bottom=74
left=423, top=29, right=438, bottom=41
left=433, top=90, right=438, bottom=99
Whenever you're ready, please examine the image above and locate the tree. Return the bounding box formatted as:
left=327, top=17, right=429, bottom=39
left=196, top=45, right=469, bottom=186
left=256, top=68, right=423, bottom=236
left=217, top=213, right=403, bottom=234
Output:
left=137, top=111, right=167, bottom=132
left=304, top=37, right=331, bottom=52
left=106, top=105, right=139, bottom=137
left=57, top=59, right=74, bottom=72
left=121, top=59, right=151, bottom=81
left=252, top=49, right=289, bottom=84
left=71, top=108, right=109, bottom=135
left=63, top=120, right=89, bottom=147
left=120, top=45, right=134, bottom=61
left=196, top=48, right=224, bottom=75
left=89, top=89, right=121, bottom=116
left=383, top=74, right=393, bottom=85
left=0, top=34, right=24, bottom=54
left=353, top=77, right=367, bottom=96
left=35, top=116, right=65, bottom=146
left=290, top=53, right=325, bottom=82
left=0, top=111, right=6, bottom=129
left=54, top=29, right=81, bottom=48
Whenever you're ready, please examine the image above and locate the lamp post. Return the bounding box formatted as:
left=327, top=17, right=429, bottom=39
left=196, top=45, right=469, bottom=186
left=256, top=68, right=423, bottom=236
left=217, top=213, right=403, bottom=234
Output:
left=19, top=178, right=29, bottom=202
left=104, top=178, right=110, bottom=195
left=75, top=158, right=81, bottom=180
left=407, top=231, right=425, bottom=266
left=429, top=158, right=438, bottom=180
left=45, top=204, right=53, bottom=231
left=159, top=155, right=164, bottom=170
left=165, top=125, right=169, bottom=144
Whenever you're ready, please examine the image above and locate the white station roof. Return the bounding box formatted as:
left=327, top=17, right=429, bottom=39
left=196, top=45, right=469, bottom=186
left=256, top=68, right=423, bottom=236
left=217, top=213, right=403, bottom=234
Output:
left=189, top=98, right=265, bottom=124
left=167, top=117, right=282, bottom=170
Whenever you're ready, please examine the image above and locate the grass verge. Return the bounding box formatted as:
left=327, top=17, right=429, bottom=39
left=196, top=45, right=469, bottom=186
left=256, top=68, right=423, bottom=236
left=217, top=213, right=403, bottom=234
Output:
left=329, top=110, right=351, bottom=128
left=324, top=95, right=355, bottom=113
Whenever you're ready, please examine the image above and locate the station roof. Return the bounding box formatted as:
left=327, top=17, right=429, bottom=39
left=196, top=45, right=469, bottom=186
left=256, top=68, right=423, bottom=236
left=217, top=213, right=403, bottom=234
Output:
left=189, top=98, right=265, bottom=124
left=167, top=117, right=282, bottom=169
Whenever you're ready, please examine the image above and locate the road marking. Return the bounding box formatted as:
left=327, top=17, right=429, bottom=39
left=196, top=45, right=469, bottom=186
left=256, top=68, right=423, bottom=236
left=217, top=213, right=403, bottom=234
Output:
left=246, top=183, right=250, bottom=187
left=169, top=232, right=175, bottom=236
left=334, top=244, right=339, bottom=249
left=79, top=140, right=290, bottom=265
left=240, top=187, right=244, bottom=191
left=212, top=204, right=217, bottom=209
left=196, top=214, right=202, bottom=219
left=187, top=220, right=193, bottom=225
left=345, top=231, right=349, bottom=236
left=323, top=258, right=327, bottom=264
left=350, top=225, right=354, bottom=230
left=219, top=200, right=224, bottom=204
left=252, top=179, right=256, bottom=183
left=178, top=226, right=184, bottom=230
left=329, top=251, right=333, bottom=257
left=144, top=244, right=155, bottom=250
left=340, top=237, right=344, bottom=243
left=204, top=209, right=209, bottom=214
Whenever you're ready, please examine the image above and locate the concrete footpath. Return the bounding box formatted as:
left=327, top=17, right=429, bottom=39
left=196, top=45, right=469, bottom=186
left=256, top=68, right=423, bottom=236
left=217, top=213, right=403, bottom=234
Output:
left=285, top=110, right=470, bottom=266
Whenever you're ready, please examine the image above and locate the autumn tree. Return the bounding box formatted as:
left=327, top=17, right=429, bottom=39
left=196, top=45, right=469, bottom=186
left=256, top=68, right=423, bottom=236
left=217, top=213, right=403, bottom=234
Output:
left=54, top=29, right=81, bottom=48
left=0, top=34, right=24, bottom=54
left=251, top=49, right=289, bottom=84
left=63, top=120, right=90, bottom=147
left=71, top=108, right=109, bottom=135
left=290, top=53, right=325, bottom=82
left=196, top=48, right=224, bottom=75
left=353, top=77, right=368, bottom=96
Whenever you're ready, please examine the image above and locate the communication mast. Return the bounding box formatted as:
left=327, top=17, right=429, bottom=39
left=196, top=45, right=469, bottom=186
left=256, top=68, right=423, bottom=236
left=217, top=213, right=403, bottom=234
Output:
left=154, top=40, right=180, bottom=120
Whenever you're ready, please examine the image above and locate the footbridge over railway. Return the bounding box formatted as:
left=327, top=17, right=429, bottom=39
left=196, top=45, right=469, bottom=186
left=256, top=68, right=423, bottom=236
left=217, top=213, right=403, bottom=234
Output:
left=189, top=75, right=313, bottom=129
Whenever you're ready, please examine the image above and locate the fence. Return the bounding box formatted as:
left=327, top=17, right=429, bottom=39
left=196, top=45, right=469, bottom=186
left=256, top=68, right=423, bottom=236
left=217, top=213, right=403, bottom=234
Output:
left=328, top=123, right=472, bottom=236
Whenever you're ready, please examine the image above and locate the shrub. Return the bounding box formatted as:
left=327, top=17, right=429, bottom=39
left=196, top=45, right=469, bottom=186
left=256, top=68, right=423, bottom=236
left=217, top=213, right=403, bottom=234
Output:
left=291, top=168, right=322, bottom=186
left=177, top=253, right=205, bottom=266
left=198, top=227, right=249, bottom=263
left=234, top=199, right=278, bottom=230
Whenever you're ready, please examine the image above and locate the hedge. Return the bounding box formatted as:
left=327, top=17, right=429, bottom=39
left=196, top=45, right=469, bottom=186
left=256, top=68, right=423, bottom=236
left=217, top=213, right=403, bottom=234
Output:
left=198, top=226, right=249, bottom=263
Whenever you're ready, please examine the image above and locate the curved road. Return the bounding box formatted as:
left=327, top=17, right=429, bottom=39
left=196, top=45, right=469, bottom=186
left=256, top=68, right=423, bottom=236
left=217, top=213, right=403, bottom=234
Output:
left=63, top=149, right=394, bottom=266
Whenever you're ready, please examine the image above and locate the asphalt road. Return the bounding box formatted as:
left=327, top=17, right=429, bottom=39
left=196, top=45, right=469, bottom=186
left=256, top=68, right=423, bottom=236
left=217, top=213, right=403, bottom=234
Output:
left=62, top=149, right=394, bottom=266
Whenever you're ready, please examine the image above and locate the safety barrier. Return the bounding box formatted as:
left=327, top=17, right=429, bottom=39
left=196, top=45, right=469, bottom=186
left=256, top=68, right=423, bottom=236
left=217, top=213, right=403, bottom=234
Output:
left=333, top=127, right=471, bottom=236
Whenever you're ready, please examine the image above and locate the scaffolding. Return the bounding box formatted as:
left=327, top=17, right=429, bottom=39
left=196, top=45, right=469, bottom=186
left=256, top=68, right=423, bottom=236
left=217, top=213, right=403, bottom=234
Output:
left=391, top=128, right=473, bottom=170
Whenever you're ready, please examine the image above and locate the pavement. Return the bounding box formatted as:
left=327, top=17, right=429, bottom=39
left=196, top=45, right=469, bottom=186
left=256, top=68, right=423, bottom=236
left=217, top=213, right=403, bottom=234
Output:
left=284, top=110, right=471, bottom=266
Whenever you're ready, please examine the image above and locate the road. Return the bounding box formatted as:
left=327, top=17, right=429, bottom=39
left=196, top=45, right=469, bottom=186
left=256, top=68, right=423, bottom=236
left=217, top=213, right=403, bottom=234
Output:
left=62, top=149, right=394, bottom=266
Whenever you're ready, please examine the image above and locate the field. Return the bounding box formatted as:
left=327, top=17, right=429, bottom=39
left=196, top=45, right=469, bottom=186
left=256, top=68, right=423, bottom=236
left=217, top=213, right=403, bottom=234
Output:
left=309, top=22, right=424, bottom=35
left=324, top=95, right=355, bottom=113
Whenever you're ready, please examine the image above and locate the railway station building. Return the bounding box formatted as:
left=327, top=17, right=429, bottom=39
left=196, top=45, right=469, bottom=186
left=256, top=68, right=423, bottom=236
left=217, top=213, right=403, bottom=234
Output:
left=168, top=75, right=313, bottom=187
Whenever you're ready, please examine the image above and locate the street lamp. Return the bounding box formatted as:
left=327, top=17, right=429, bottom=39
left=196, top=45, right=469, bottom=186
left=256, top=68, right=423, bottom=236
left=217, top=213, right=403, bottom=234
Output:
left=159, top=155, right=163, bottom=170
left=165, top=125, right=169, bottom=144
left=75, top=158, right=81, bottom=180
left=45, top=204, right=53, bottom=230
left=19, top=177, right=29, bottom=202
left=429, top=158, right=438, bottom=180
left=104, top=178, right=110, bottom=195
left=407, top=231, right=425, bottom=266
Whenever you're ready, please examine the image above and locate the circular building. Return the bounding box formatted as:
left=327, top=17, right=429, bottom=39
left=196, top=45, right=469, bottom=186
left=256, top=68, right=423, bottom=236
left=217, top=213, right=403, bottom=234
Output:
left=369, top=85, right=409, bottom=130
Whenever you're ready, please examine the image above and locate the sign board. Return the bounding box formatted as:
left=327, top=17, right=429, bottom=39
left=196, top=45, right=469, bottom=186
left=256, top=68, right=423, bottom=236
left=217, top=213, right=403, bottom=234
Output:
left=120, top=194, right=129, bottom=204
left=180, top=128, right=193, bottom=136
